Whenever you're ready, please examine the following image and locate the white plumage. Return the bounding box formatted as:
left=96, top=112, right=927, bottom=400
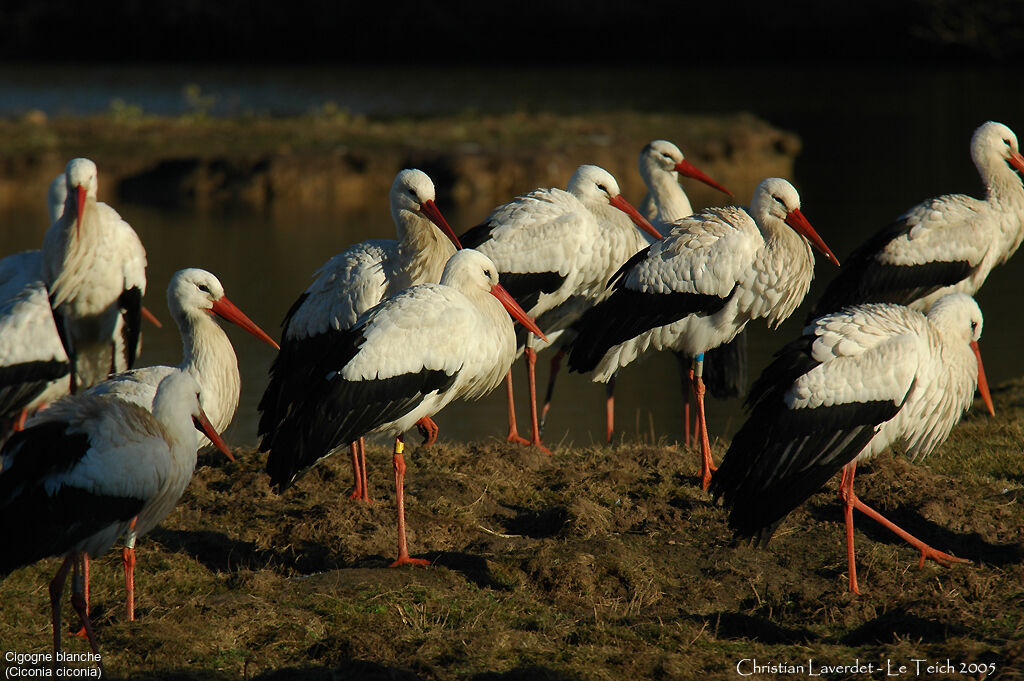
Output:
left=0, top=371, right=229, bottom=659
left=0, top=175, right=72, bottom=436
left=42, top=158, right=150, bottom=390
left=259, top=168, right=460, bottom=501
left=459, top=164, right=663, bottom=450
left=638, top=139, right=733, bottom=225
left=711, top=293, right=993, bottom=593
left=262, top=249, right=544, bottom=566
left=811, top=120, right=1024, bottom=316
left=568, top=178, right=839, bottom=487
left=82, top=268, right=276, bottom=619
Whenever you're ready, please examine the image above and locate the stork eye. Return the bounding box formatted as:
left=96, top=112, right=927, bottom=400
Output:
left=198, top=284, right=212, bottom=294
left=484, top=269, right=492, bottom=278
left=970, top=320, right=978, bottom=333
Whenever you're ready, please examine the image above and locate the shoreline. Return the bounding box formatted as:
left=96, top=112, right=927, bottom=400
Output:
left=0, top=110, right=799, bottom=214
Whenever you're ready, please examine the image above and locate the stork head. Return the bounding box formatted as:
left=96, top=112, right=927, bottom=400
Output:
left=972, top=121, right=1024, bottom=177
left=928, top=293, right=994, bottom=416
left=751, top=177, right=840, bottom=267
left=168, top=268, right=279, bottom=350
left=390, top=168, right=462, bottom=249
left=567, top=164, right=663, bottom=240
left=152, top=371, right=234, bottom=461
left=640, top=140, right=732, bottom=197
left=440, top=249, right=547, bottom=343
left=64, top=158, right=98, bottom=240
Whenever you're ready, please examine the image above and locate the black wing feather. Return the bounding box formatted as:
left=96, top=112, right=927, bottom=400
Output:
left=710, top=333, right=902, bottom=546
left=261, top=326, right=459, bottom=492
left=809, top=216, right=974, bottom=319
left=567, top=285, right=735, bottom=374
left=118, top=286, right=143, bottom=370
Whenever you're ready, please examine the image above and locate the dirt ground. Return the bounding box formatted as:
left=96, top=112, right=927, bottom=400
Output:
left=2, top=379, right=1023, bottom=681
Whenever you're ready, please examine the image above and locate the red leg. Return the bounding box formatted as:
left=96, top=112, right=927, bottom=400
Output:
left=415, top=416, right=439, bottom=446
left=348, top=441, right=364, bottom=500
left=49, top=556, right=73, bottom=657
left=70, top=554, right=91, bottom=638
left=839, top=462, right=860, bottom=594
left=123, top=518, right=138, bottom=620
left=539, top=349, right=565, bottom=435
left=847, top=467, right=971, bottom=569
left=13, top=408, right=28, bottom=432
left=70, top=554, right=103, bottom=665
left=523, top=348, right=551, bottom=455
left=504, top=370, right=529, bottom=445
left=356, top=438, right=372, bottom=503
left=605, top=375, right=616, bottom=444
left=692, top=356, right=716, bottom=490
left=390, top=437, right=429, bottom=567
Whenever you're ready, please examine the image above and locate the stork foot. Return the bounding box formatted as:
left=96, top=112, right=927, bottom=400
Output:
left=389, top=555, right=431, bottom=567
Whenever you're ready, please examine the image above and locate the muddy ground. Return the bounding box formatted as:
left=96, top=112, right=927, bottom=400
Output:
left=2, top=377, right=1022, bottom=680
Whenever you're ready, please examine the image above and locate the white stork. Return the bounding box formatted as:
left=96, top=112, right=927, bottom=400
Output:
left=810, top=120, right=1024, bottom=317
left=258, top=169, right=461, bottom=503
left=537, top=142, right=734, bottom=442
left=567, top=178, right=840, bottom=488
left=0, top=371, right=231, bottom=663
left=459, top=164, right=665, bottom=453
left=0, top=174, right=76, bottom=438
left=84, top=268, right=278, bottom=619
left=42, top=158, right=151, bottom=392
left=710, top=293, right=994, bottom=593
left=262, top=249, right=545, bottom=566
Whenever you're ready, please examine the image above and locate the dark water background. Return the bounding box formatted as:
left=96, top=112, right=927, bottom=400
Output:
left=1, top=63, right=1021, bottom=449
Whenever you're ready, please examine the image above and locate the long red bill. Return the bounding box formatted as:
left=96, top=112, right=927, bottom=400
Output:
left=75, top=185, right=86, bottom=240
left=490, top=283, right=548, bottom=343
left=142, top=306, right=163, bottom=328
left=675, top=159, right=733, bottom=197
left=608, top=194, right=663, bottom=240
left=420, top=199, right=463, bottom=249
left=193, top=406, right=234, bottom=461
left=209, top=296, right=280, bottom=350
left=970, top=340, right=995, bottom=416
left=785, top=208, right=841, bottom=267
left=1008, top=150, right=1024, bottom=175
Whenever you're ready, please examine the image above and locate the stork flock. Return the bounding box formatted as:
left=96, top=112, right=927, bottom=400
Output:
left=1, top=120, right=1022, bottom=664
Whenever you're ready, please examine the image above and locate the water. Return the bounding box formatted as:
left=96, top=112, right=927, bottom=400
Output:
left=1, top=63, right=1022, bottom=451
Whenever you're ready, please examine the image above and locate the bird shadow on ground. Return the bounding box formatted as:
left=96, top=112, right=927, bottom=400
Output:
left=840, top=607, right=970, bottom=645
left=804, top=501, right=1024, bottom=566
left=147, top=528, right=327, bottom=574
left=419, top=550, right=513, bottom=590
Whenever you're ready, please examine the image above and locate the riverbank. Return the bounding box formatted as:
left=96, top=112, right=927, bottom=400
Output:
left=0, top=110, right=798, bottom=215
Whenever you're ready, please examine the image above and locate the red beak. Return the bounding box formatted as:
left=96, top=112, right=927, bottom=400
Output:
left=420, top=199, right=463, bottom=249
left=971, top=340, right=995, bottom=416
left=785, top=208, right=840, bottom=267
left=142, top=306, right=163, bottom=328
left=75, top=185, right=86, bottom=240
left=608, top=194, right=663, bottom=240
left=490, top=283, right=548, bottom=343
left=193, top=406, right=234, bottom=461
left=675, top=159, right=733, bottom=197
left=209, top=296, right=280, bottom=350
left=1008, top=150, right=1024, bottom=175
